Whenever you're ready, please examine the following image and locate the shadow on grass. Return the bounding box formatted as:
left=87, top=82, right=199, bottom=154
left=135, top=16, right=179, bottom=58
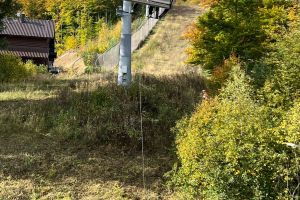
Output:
left=0, top=72, right=206, bottom=198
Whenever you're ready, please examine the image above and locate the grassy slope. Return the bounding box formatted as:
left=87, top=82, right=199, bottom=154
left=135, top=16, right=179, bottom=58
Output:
left=133, top=5, right=201, bottom=75
left=0, top=4, right=202, bottom=200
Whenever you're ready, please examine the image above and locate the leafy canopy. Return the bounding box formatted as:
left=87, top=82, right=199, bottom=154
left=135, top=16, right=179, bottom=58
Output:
left=259, top=26, right=300, bottom=109
left=185, top=0, right=295, bottom=73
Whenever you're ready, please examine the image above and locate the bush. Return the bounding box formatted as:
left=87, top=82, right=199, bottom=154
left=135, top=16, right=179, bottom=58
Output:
left=64, top=35, right=78, bottom=51
left=35, top=64, right=48, bottom=74
left=24, top=60, right=38, bottom=76
left=84, top=65, right=101, bottom=74
left=82, top=50, right=97, bottom=67
left=170, top=65, right=298, bottom=199
left=281, top=100, right=300, bottom=145
left=258, top=28, right=300, bottom=109
left=278, top=100, right=300, bottom=200
left=0, top=54, right=36, bottom=82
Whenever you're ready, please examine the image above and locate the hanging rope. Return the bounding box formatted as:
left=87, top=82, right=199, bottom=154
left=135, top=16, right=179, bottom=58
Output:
left=138, top=13, right=149, bottom=192
left=139, top=19, right=146, bottom=190
left=139, top=72, right=146, bottom=191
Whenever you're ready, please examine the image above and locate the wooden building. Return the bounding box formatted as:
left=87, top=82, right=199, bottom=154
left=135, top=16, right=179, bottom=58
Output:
left=0, top=15, right=57, bottom=67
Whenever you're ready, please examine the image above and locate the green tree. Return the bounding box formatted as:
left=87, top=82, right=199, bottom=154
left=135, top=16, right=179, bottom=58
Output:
left=17, top=0, right=48, bottom=19
left=0, top=0, right=20, bottom=47
left=185, top=0, right=295, bottom=75
left=259, top=26, right=300, bottom=109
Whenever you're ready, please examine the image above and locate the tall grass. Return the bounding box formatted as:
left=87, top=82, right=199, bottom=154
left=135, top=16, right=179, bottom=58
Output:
left=0, top=73, right=206, bottom=150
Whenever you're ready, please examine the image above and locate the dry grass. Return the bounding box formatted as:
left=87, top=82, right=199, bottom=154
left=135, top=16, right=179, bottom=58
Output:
left=0, top=72, right=205, bottom=199
left=133, top=5, right=202, bottom=76
left=0, top=90, right=57, bottom=101
left=0, top=4, right=204, bottom=200
left=0, top=77, right=174, bottom=199
left=0, top=135, right=173, bottom=199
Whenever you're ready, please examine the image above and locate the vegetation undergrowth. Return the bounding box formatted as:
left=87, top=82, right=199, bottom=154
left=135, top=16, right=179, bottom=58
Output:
left=169, top=65, right=300, bottom=199
left=168, top=1, right=300, bottom=199
left=0, top=72, right=206, bottom=198
left=0, top=72, right=206, bottom=150
left=4, top=0, right=300, bottom=199
left=0, top=2, right=205, bottom=198
left=0, top=54, right=47, bottom=82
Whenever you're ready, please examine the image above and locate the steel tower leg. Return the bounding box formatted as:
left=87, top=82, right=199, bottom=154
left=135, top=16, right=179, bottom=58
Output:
left=118, top=0, right=132, bottom=86
left=146, top=4, right=149, bottom=17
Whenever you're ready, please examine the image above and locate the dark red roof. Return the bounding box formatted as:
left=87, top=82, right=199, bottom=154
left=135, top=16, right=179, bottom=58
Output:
left=0, top=18, right=55, bottom=38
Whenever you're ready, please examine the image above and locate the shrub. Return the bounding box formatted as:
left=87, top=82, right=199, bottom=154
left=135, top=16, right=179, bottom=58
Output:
left=35, top=64, right=48, bottom=74
left=82, top=51, right=97, bottom=67
left=0, top=54, right=36, bottom=82
left=64, top=35, right=78, bottom=51
left=278, top=100, right=300, bottom=199
left=281, top=100, right=300, bottom=145
left=84, top=65, right=101, bottom=74
left=170, top=65, right=297, bottom=199
left=258, top=28, right=300, bottom=109
left=24, top=60, right=38, bottom=76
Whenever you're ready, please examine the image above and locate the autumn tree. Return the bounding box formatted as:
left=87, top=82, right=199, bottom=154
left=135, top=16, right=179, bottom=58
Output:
left=185, top=0, right=296, bottom=78
left=15, top=0, right=123, bottom=53
left=17, top=0, right=48, bottom=19
left=0, top=0, right=20, bottom=47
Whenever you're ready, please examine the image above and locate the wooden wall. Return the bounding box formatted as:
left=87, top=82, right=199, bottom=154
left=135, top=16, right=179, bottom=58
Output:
left=5, top=36, right=49, bottom=53
left=1, top=36, right=54, bottom=65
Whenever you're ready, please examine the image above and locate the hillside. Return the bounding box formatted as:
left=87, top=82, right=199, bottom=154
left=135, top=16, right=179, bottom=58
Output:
left=2, top=0, right=300, bottom=199
left=133, top=5, right=201, bottom=75
left=0, top=4, right=204, bottom=199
